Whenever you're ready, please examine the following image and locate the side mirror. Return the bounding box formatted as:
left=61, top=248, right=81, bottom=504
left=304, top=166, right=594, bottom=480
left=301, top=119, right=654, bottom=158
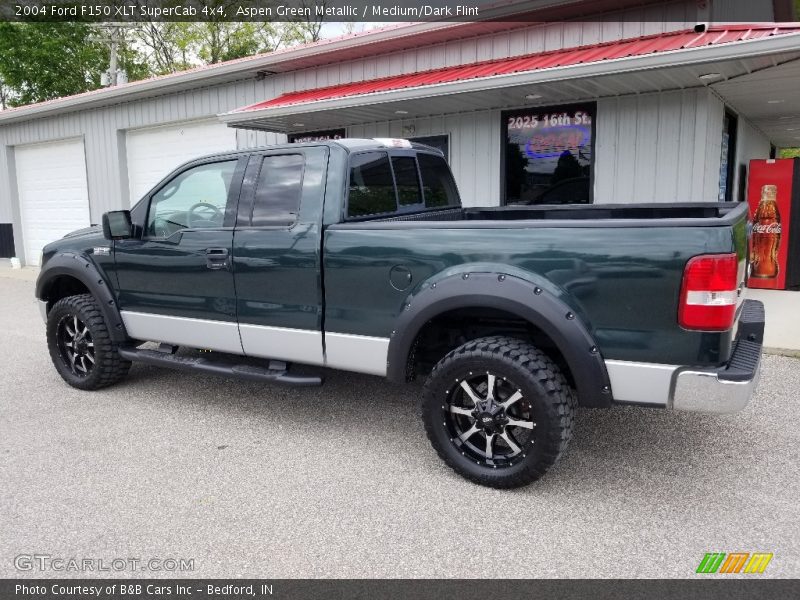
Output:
left=102, top=210, right=133, bottom=240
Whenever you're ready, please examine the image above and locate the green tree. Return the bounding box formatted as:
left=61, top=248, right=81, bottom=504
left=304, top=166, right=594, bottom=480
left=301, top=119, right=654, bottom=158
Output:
left=0, top=22, right=146, bottom=107
left=0, top=22, right=108, bottom=106
left=134, top=23, right=199, bottom=74
left=131, top=1, right=319, bottom=72
left=0, top=4, right=324, bottom=107
left=0, top=76, right=14, bottom=110
left=133, top=20, right=314, bottom=74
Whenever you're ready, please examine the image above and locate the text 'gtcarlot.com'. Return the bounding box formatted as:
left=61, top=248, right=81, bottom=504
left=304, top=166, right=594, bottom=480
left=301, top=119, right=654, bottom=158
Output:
left=14, top=554, right=195, bottom=572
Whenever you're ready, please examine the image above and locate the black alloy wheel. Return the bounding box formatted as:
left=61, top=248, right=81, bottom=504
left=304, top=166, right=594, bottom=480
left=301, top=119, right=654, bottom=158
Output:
left=422, top=336, right=576, bottom=488
left=46, top=294, right=131, bottom=390
left=56, top=313, right=95, bottom=377
left=444, top=370, right=536, bottom=468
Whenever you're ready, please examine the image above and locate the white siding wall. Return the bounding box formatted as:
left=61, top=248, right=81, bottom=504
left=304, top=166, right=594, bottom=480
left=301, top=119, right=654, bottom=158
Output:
left=594, top=89, right=724, bottom=203
left=732, top=116, right=772, bottom=202
left=0, top=0, right=715, bottom=256
left=349, top=87, right=730, bottom=207
left=0, top=78, right=288, bottom=230
left=1, top=145, right=17, bottom=222
left=711, top=0, right=775, bottom=22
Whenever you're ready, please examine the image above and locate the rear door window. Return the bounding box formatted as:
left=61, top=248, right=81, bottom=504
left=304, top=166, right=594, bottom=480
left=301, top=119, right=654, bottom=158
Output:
left=250, top=154, right=304, bottom=227
left=347, top=152, right=397, bottom=217
left=418, top=153, right=460, bottom=208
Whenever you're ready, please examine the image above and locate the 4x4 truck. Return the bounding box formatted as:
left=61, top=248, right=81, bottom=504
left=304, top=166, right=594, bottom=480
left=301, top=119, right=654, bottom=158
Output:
left=36, top=138, right=764, bottom=488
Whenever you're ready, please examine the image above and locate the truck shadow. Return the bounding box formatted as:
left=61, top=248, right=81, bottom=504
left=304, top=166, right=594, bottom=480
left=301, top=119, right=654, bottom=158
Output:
left=122, top=357, right=761, bottom=497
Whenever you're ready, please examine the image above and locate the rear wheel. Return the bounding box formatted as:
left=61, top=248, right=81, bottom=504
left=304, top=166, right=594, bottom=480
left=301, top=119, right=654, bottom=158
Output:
left=421, top=336, right=576, bottom=488
left=46, top=294, right=131, bottom=390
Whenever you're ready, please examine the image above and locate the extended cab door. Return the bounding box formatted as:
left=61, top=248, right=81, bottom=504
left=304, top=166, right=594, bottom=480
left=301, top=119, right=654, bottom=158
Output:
left=232, top=145, right=328, bottom=364
left=114, top=156, right=247, bottom=353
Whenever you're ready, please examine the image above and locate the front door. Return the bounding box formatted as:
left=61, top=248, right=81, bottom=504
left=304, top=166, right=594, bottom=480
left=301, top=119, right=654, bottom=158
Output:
left=114, top=156, right=247, bottom=354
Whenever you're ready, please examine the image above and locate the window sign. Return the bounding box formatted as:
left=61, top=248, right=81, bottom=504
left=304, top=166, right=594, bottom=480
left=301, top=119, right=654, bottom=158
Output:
left=288, top=128, right=346, bottom=143
left=503, top=105, right=595, bottom=205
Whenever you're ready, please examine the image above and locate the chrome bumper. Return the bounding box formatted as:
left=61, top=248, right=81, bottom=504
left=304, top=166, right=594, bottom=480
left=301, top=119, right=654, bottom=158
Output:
left=671, top=300, right=764, bottom=414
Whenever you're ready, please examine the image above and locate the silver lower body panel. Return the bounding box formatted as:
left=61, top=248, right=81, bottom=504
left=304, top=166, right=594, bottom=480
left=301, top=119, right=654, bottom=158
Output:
left=38, top=299, right=48, bottom=324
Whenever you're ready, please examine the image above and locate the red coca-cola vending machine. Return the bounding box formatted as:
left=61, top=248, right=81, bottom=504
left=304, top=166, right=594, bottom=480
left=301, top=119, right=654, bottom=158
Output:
left=746, top=158, right=800, bottom=290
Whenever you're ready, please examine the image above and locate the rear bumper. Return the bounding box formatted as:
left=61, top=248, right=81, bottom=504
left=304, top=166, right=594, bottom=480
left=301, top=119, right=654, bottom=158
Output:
left=671, top=300, right=764, bottom=414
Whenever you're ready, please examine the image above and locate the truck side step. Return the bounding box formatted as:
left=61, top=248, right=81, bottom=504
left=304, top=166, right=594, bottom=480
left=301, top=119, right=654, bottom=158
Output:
left=118, top=347, right=323, bottom=387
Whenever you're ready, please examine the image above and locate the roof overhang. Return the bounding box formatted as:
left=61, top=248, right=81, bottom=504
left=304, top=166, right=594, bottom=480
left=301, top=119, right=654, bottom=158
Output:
left=219, top=28, right=800, bottom=138
left=711, top=58, right=800, bottom=147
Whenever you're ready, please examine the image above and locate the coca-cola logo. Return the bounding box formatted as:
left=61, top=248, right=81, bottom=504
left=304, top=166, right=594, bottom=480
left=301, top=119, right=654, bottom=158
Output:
left=753, top=222, right=782, bottom=234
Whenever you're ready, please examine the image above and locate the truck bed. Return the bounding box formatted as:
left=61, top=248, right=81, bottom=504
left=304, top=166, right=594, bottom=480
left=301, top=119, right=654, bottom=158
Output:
left=360, top=202, right=745, bottom=227
left=324, top=201, right=748, bottom=368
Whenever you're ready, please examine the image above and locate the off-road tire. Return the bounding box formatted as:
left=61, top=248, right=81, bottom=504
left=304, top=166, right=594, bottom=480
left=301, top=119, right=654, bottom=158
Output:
left=422, top=335, right=576, bottom=488
left=46, top=293, right=131, bottom=390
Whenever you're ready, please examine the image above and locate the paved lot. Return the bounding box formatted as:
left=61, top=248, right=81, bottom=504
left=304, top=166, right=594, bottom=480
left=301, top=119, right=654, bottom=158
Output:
left=1, top=275, right=798, bottom=578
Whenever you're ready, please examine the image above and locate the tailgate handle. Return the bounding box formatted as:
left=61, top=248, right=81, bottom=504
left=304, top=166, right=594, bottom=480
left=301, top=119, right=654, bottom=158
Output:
left=205, top=247, right=229, bottom=270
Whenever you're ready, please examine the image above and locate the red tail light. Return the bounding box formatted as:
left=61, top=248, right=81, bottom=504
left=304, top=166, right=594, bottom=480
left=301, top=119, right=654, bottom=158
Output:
left=678, top=253, right=739, bottom=331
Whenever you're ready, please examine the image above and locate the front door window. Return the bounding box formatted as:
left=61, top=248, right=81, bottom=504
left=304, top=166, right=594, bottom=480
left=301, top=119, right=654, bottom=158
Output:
left=147, top=160, right=238, bottom=238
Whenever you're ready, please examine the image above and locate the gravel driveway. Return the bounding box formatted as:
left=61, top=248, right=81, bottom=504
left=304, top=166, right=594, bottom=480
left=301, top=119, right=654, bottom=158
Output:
left=1, top=276, right=798, bottom=578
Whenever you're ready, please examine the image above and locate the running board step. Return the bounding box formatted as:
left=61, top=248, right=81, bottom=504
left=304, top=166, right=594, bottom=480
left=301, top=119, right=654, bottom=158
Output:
left=118, top=348, right=322, bottom=387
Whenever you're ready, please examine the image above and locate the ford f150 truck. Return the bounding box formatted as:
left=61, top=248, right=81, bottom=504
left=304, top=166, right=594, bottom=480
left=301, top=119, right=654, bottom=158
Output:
left=36, top=138, right=764, bottom=488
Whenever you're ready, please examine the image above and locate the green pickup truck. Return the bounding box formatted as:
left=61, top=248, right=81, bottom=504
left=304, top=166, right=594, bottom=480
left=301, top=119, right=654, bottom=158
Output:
left=36, top=138, right=764, bottom=488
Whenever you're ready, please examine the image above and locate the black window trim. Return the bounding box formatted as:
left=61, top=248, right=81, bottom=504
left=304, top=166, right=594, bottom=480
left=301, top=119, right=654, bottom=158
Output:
left=142, top=155, right=247, bottom=241
left=501, top=101, right=597, bottom=206
left=344, top=149, right=458, bottom=222
left=392, top=154, right=426, bottom=210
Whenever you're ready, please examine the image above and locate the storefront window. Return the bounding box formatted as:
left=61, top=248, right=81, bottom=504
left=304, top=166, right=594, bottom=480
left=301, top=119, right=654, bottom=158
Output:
left=503, top=104, right=595, bottom=205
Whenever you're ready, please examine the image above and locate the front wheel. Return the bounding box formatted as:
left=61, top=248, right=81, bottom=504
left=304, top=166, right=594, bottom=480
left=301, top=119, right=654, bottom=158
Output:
left=421, top=336, right=576, bottom=488
left=46, top=293, right=131, bottom=390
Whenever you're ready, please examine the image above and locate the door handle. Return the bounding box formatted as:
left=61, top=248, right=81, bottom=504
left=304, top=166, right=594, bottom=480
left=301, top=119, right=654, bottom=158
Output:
left=206, top=247, right=230, bottom=270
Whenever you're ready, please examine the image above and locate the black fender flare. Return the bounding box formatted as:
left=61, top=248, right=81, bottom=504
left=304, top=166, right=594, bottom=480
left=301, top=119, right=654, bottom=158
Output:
left=386, top=271, right=612, bottom=408
left=36, top=252, right=129, bottom=344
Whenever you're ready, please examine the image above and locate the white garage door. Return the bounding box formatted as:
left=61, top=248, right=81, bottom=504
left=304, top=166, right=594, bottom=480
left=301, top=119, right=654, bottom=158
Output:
left=16, top=138, right=91, bottom=266
left=126, top=120, right=237, bottom=205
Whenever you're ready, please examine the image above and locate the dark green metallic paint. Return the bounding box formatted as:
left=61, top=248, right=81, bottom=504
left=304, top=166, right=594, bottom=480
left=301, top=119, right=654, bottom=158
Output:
left=323, top=224, right=740, bottom=366
left=114, top=229, right=237, bottom=321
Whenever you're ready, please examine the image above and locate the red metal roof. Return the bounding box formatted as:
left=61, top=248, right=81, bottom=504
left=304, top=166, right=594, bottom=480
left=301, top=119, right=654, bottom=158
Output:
left=237, top=24, right=800, bottom=112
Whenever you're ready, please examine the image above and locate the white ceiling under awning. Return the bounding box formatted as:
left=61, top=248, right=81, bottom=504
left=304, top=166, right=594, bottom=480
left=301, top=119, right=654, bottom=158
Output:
left=219, top=31, right=800, bottom=148
left=711, top=58, right=800, bottom=147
